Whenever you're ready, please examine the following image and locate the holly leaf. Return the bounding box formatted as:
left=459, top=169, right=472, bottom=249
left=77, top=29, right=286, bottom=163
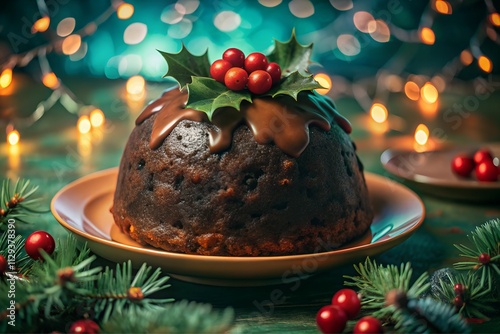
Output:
left=159, top=45, right=211, bottom=88
left=267, top=30, right=313, bottom=77
left=186, top=77, right=252, bottom=120
left=266, top=71, right=323, bottom=100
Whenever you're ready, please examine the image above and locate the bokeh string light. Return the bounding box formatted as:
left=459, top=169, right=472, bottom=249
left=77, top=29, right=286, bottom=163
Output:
left=0, top=0, right=498, bottom=146
left=0, top=0, right=134, bottom=142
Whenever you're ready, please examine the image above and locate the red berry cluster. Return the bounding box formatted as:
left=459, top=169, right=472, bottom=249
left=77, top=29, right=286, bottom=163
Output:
left=451, top=149, right=499, bottom=182
left=316, top=288, right=383, bottom=334
left=210, top=48, right=281, bottom=94
left=25, top=230, right=56, bottom=260
left=453, top=283, right=465, bottom=310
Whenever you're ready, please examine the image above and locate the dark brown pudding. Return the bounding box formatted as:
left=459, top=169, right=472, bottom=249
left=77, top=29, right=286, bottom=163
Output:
left=112, top=88, right=373, bottom=256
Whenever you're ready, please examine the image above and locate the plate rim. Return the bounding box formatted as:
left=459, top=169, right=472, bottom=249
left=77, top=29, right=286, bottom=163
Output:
left=51, top=168, right=425, bottom=263
left=381, top=147, right=500, bottom=190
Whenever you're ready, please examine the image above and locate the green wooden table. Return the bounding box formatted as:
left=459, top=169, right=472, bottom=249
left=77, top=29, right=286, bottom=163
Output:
left=1, top=76, right=499, bottom=332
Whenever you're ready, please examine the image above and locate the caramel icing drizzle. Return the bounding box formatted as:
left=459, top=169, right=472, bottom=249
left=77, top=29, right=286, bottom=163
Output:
left=136, top=88, right=351, bottom=158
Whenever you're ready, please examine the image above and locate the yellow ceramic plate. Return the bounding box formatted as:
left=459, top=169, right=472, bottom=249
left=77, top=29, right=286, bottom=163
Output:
left=51, top=168, right=424, bottom=286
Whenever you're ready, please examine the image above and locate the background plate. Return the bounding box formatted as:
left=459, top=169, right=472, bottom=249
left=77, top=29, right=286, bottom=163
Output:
left=381, top=144, right=500, bottom=202
left=51, top=168, right=424, bottom=286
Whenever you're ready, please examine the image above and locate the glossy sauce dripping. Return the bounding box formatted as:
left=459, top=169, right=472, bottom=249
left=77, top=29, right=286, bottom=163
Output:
left=136, top=88, right=351, bottom=157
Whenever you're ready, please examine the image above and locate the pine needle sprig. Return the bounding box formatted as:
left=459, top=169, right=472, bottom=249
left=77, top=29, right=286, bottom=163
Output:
left=454, top=219, right=500, bottom=289
left=344, top=258, right=430, bottom=325
left=101, top=300, right=236, bottom=334
left=0, top=179, right=46, bottom=227
left=83, top=261, right=173, bottom=322
left=397, top=297, right=470, bottom=334
left=0, top=232, right=34, bottom=274
left=431, top=271, right=497, bottom=319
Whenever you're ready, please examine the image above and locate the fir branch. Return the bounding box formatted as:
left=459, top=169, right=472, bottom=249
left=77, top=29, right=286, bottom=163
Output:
left=344, top=258, right=430, bottom=325
left=431, top=270, right=497, bottom=319
left=101, top=300, right=236, bottom=334
left=453, top=219, right=500, bottom=289
left=397, top=297, right=470, bottom=333
left=0, top=232, right=34, bottom=274
left=0, top=178, right=46, bottom=228
left=82, top=261, right=173, bottom=322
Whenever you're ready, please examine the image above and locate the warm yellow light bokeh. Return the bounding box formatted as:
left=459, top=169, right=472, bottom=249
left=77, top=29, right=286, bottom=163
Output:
left=62, top=34, right=82, bottom=55
left=478, top=56, right=492, bottom=73
left=32, top=16, right=50, bottom=33
left=78, top=115, right=91, bottom=134
left=404, top=81, right=420, bottom=101
left=420, top=27, right=435, bottom=45
left=414, top=124, right=429, bottom=145
left=117, top=3, right=134, bottom=19
left=435, top=0, right=452, bottom=14
left=7, top=130, right=20, bottom=146
left=421, top=82, right=438, bottom=104
left=0, top=68, right=13, bottom=89
left=370, top=103, right=388, bottom=123
left=90, top=108, right=105, bottom=127
left=489, top=13, right=500, bottom=27
left=460, top=50, right=473, bottom=66
left=313, top=73, right=332, bottom=95
left=42, top=72, right=60, bottom=89
left=126, top=75, right=146, bottom=95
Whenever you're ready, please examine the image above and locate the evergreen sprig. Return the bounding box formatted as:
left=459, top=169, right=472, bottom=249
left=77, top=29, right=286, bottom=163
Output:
left=397, top=297, right=470, bottom=333
left=454, top=218, right=500, bottom=287
left=0, top=232, right=33, bottom=274
left=0, top=178, right=46, bottom=227
left=101, top=300, right=236, bottom=334
left=83, top=261, right=173, bottom=322
left=431, top=271, right=497, bottom=319
left=344, top=258, right=430, bottom=325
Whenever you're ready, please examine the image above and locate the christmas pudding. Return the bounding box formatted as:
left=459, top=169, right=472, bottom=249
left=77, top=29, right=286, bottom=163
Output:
left=112, top=33, right=373, bottom=256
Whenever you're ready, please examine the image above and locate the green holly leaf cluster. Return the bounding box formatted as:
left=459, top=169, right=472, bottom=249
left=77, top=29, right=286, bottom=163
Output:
left=159, top=31, right=324, bottom=120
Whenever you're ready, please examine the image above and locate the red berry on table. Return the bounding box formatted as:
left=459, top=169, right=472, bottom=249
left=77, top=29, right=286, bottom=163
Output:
left=210, top=59, right=233, bottom=83
left=224, top=67, right=248, bottom=91
left=223, top=48, right=245, bottom=68
left=331, top=288, right=361, bottom=319
left=244, top=52, right=269, bottom=73
left=266, top=62, right=282, bottom=85
left=453, top=283, right=464, bottom=295
left=451, top=155, right=474, bottom=178
left=353, top=316, right=383, bottom=334
left=479, top=253, right=491, bottom=264
left=475, top=161, right=498, bottom=182
left=473, top=149, right=493, bottom=165
left=316, top=305, right=348, bottom=334
left=69, top=319, right=100, bottom=334
left=0, top=255, right=7, bottom=274
left=25, top=230, right=56, bottom=260
left=247, top=70, right=272, bottom=95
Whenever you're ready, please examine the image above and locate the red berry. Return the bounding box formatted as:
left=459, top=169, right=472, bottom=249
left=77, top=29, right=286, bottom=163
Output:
left=69, top=319, right=100, bottom=334
left=210, top=59, right=233, bottom=83
left=354, top=316, right=383, bottom=334
left=331, top=288, right=361, bottom=319
left=454, top=283, right=464, bottom=295
left=223, top=48, right=245, bottom=68
left=244, top=52, right=268, bottom=73
left=316, top=305, right=348, bottom=334
left=266, top=62, right=282, bottom=85
left=451, top=155, right=474, bottom=178
left=0, top=255, right=7, bottom=274
left=224, top=67, right=248, bottom=91
left=475, top=161, right=498, bottom=182
left=479, top=253, right=491, bottom=264
left=25, top=231, right=56, bottom=260
left=454, top=295, right=464, bottom=308
left=473, top=149, right=493, bottom=165
left=247, top=70, right=272, bottom=95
